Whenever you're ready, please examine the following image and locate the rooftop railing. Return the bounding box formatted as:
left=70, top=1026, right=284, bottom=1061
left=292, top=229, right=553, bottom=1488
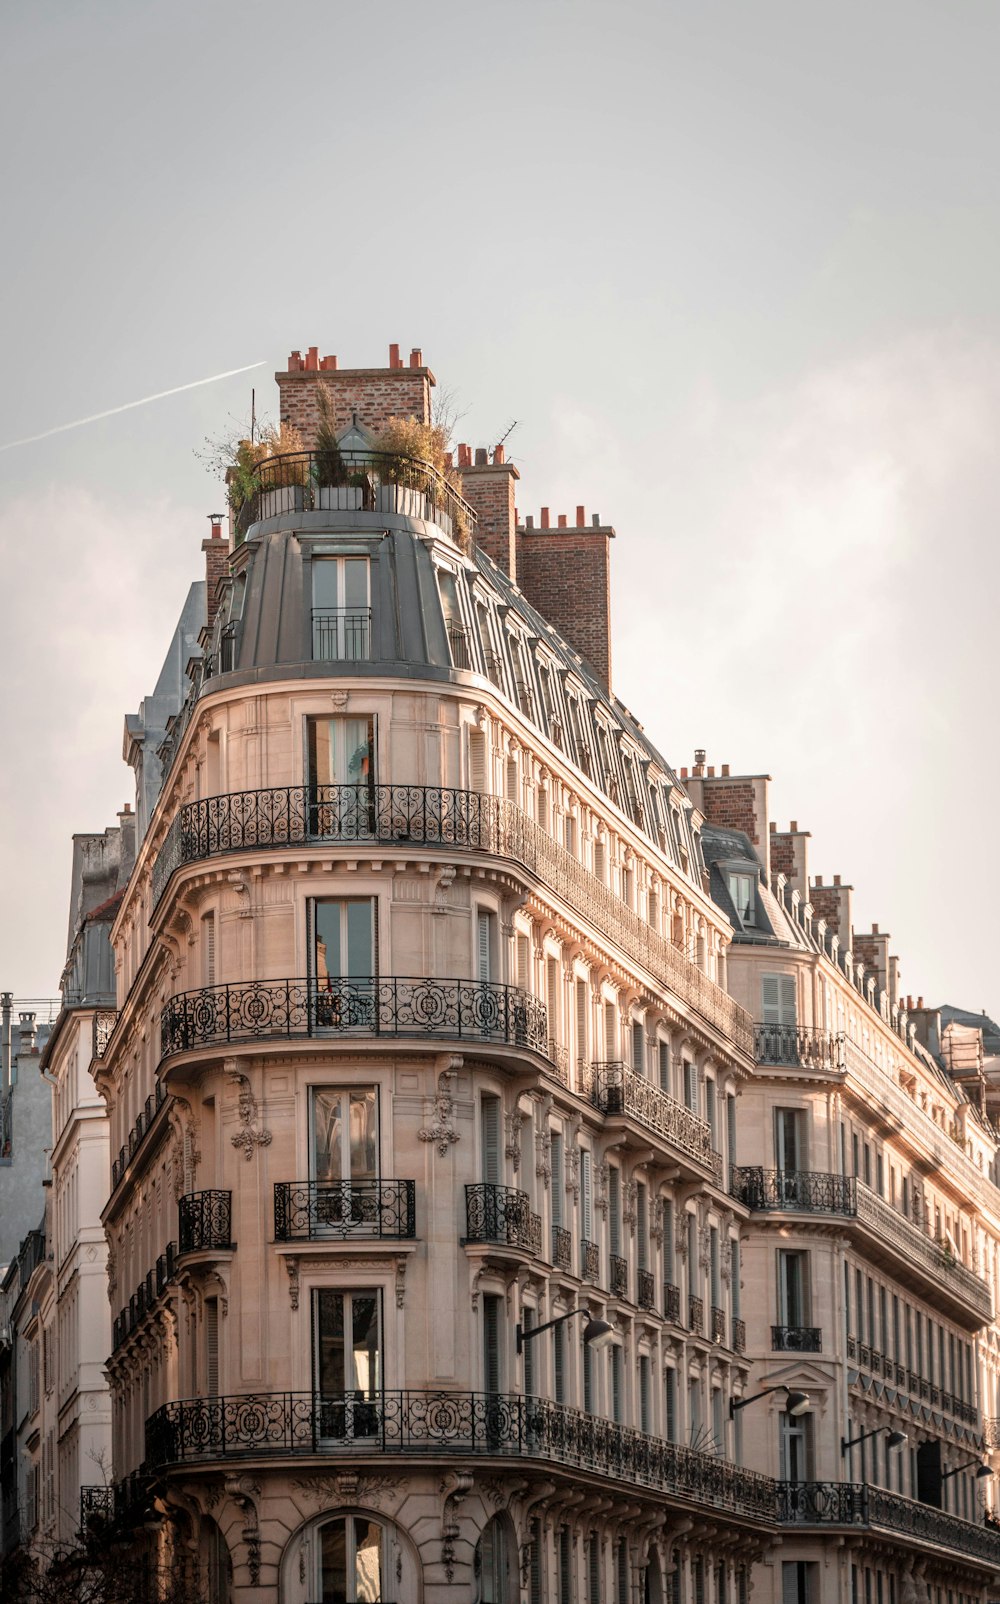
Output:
left=149, top=782, right=752, bottom=1056
left=146, top=1390, right=776, bottom=1522
left=161, top=976, right=549, bottom=1061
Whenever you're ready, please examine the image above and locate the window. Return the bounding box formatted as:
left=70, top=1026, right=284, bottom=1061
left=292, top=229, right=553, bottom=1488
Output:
left=308, top=717, right=375, bottom=819
left=683, top=1060, right=698, bottom=1114
left=438, top=569, right=469, bottom=667
left=312, top=898, right=375, bottom=982
left=477, top=909, right=496, bottom=983
left=774, top=1108, right=805, bottom=1171
left=483, top=1294, right=503, bottom=1395
left=761, top=974, right=797, bottom=1026
left=610, top=1343, right=624, bottom=1423
left=311, top=1088, right=378, bottom=1184
left=316, top=1515, right=386, bottom=1604
left=312, top=557, right=370, bottom=659
left=202, top=911, right=216, bottom=987
left=479, top=1515, right=515, bottom=1603
left=778, top=1250, right=810, bottom=1327
left=779, top=1408, right=814, bottom=1480
left=728, top=872, right=756, bottom=925
left=665, top=1368, right=677, bottom=1441
left=313, top=1289, right=381, bottom=1437
left=470, top=728, right=488, bottom=793
left=631, top=1019, right=645, bottom=1074
left=205, top=1299, right=219, bottom=1397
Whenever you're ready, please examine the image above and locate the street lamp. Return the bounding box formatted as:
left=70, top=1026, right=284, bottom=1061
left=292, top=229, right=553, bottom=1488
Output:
left=729, top=1385, right=811, bottom=1419
left=941, top=1460, right=993, bottom=1481
left=841, top=1427, right=908, bottom=1456
left=515, top=1308, right=616, bottom=1356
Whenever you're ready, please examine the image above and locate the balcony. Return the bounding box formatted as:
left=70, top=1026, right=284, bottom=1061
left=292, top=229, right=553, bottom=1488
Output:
left=689, top=1295, right=704, bottom=1335
left=311, top=607, right=371, bottom=662
left=664, top=1282, right=681, bottom=1323
left=582, top=1239, right=600, bottom=1283
left=233, top=446, right=477, bottom=546
left=464, top=1184, right=541, bottom=1257
left=637, top=1268, right=656, bottom=1310
left=590, top=1062, right=720, bottom=1178
left=777, top=1481, right=1000, bottom=1569
left=275, top=1180, right=415, bottom=1242
left=772, top=1325, right=822, bottom=1352
left=146, top=1390, right=776, bottom=1524
left=610, top=1254, right=628, bottom=1299
left=111, top=1082, right=167, bottom=1190
left=731, top=1317, right=746, bottom=1354
left=161, top=976, right=549, bottom=1061
left=754, top=1022, right=842, bottom=1070
left=178, top=1190, right=233, bottom=1254
left=711, top=1306, right=726, bottom=1344
left=147, top=782, right=752, bottom=1057
left=731, top=1168, right=991, bottom=1326
left=552, top=1225, right=571, bottom=1271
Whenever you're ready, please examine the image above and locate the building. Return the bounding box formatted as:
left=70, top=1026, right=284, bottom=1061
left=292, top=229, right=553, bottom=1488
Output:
left=94, top=345, right=774, bottom=1603
left=0, top=1001, right=55, bottom=1269
left=688, top=760, right=1000, bottom=1604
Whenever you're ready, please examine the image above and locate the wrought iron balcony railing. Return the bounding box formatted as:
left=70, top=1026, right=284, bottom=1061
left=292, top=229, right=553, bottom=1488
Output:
left=730, top=1167, right=855, bottom=1214
left=776, top=1481, right=1000, bottom=1567
left=984, top=1418, right=1000, bottom=1450
left=772, top=1325, right=822, bottom=1352
left=233, top=446, right=478, bottom=545
left=145, top=1390, right=776, bottom=1522
left=311, top=607, right=371, bottom=662
left=111, top=1082, right=167, bottom=1190
left=161, top=976, right=549, bottom=1060
left=610, top=1254, right=628, bottom=1299
left=590, top=1062, right=718, bottom=1174
left=852, top=1181, right=992, bottom=1321
left=178, top=1190, right=233, bottom=1254
left=731, top=1317, right=746, bottom=1354
left=637, top=1268, right=655, bottom=1309
left=689, top=1296, right=704, bottom=1335
left=552, top=1225, right=571, bottom=1271
left=711, top=1306, right=726, bottom=1344
left=754, top=1022, right=842, bottom=1070
left=275, top=1179, right=416, bottom=1242
left=664, top=1282, right=681, bottom=1324
left=113, top=1243, right=176, bottom=1352
left=148, top=783, right=752, bottom=1056
left=79, top=1474, right=153, bottom=1536
left=582, top=1239, right=600, bottom=1283
left=465, top=1184, right=542, bottom=1256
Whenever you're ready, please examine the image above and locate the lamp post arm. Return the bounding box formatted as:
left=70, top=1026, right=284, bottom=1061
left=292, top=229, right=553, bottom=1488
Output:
left=516, top=1308, right=585, bottom=1354
left=730, top=1384, right=781, bottom=1418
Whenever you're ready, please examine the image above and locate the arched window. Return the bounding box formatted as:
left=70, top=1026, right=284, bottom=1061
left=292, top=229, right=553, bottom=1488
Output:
left=281, top=1512, right=418, bottom=1604
left=476, top=1513, right=516, bottom=1603
left=318, top=1514, right=384, bottom=1601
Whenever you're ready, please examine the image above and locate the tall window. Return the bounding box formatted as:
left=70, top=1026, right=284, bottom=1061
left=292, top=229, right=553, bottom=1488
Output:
left=483, top=1294, right=503, bottom=1395
left=308, top=716, right=375, bottom=795
left=481, top=1095, right=503, bottom=1185
left=316, top=1515, right=385, bottom=1604
left=779, top=1410, right=814, bottom=1481
left=313, top=1289, right=381, bottom=1437
left=312, top=557, right=370, bottom=660
left=311, top=1089, right=378, bottom=1183
left=312, top=899, right=375, bottom=983
left=774, top=1108, right=805, bottom=1171
left=762, top=974, right=797, bottom=1026
left=778, top=1250, right=810, bottom=1328
left=727, top=872, right=756, bottom=925
left=479, top=1515, right=514, bottom=1604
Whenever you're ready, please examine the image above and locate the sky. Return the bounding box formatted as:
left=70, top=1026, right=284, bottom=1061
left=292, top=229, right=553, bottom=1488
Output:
left=1, top=0, right=998, bottom=1012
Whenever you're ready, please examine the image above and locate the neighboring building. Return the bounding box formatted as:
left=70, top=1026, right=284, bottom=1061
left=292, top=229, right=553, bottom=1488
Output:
left=0, top=1218, right=53, bottom=1562
left=95, top=345, right=772, bottom=1603
left=0, top=1001, right=55, bottom=1268
left=688, top=760, right=1000, bottom=1604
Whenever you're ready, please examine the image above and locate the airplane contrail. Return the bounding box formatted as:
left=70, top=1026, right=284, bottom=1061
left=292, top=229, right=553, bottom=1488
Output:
left=0, top=361, right=269, bottom=452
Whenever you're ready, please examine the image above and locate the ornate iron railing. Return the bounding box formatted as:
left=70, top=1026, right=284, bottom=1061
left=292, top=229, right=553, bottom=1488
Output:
left=776, top=1481, right=1000, bottom=1566
left=610, top=1254, right=628, bottom=1299
left=984, top=1418, right=1000, bottom=1450
left=93, top=1009, right=117, bottom=1060
left=546, top=1039, right=569, bottom=1084
left=465, top=1185, right=541, bottom=1256
left=79, top=1485, right=114, bottom=1530
left=853, top=1181, right=992, bottom=1320
left=111, top=1083, right=167, bottom=1190
left=582, top=1240, right=600, bottom=1283
left=275, top=1179, right=415, bottom=1242
left=311, top=607, right=371, bottom=662
left=689, top=1296, right=704, bottom=1335
left=754, top=1022, right=842, bottom=1070
left=711, top=1306, right=726, bottom=1344
left=148, top=783, right=752, bottom=1056
left=161, top=976, right=549, bottom=1060
left=772, top=1325, right=822, bottom=1352
left=552, top=1225, right=571, bottom=1271
left=638, top=1269, right=655, bottom=1309
left=731, top=1317, right=746, bottom=1354
left=79, top=1475, right=153, bottom=1535
left=145, top=1390, right=776, bottom=1521
left=591, top=1062, right=717, bottom=1173
left=233, top=447, right=478, bottom=545
left=177, top=1190, right=233, bottom=1254
left=730, top=1167, right=856, bottom=1214
left=446, top=623, right=471, bottom=669
left=113, top=1243, right=177, bottom=1352
left=664, top=1282, right=681, bottom=1324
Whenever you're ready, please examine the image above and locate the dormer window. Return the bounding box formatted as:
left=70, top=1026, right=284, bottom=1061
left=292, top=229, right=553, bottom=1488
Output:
left=728, top=872, right=756, bottom=926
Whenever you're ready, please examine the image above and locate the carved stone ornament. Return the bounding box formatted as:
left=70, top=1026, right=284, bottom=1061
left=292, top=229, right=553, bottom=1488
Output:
left=285, top=1257, right=300, bottom=1311
left=535, top=1126, right=552, bottom=1188
left=566, top=1134, right=581, bottom=1199
left=418, top=1070, right=460, bottom=1157
left=595, top=1161, right=610, bottom=1218
left=699, top=1222, right=711, bottom=1272
left=224, top=1475, right=261, bottom=1586
left=227, top=1068, right=272, bottom=1161
left=505, top=1108, right=526, bottom=1171
left=395, top=1258, right=406, bottom=1310
left=623, top=1178, right=638, bottom=1233
left=649, top=1206, right=664, bottom=1246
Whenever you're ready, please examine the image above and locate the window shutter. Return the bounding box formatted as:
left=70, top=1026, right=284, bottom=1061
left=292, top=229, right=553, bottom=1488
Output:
left=516, top=933, right=530, bottom=993
left=631, top=1019, right=644, bottom=1074
left=551, top=1134, right=563, bottom=1226
left=470, top=730, right=487, bottom=793
left=505, top=756, right=518, bottom=802
left=639, top=1354, right=651, bottom=1431
left=203, top=912, right=215, bottom=988
left=483, top=1294, right=501, bottom=1393
left=659, top=1040, right=670, bottom=1092
left=727, top=1095, right=738, bottom=1169
left=481, top=1096, right=502, bottom=1184
left=553, top=1320, right=565, bottom=1403
left=477, top=911, right=492, bottom=983
left=581, top=1149, right=593, bottom=1239
left=604, top=1001, right=617, bottom=1060
left=546, top=957, right=560, bottom=1038
left=663, top=1199, right=675, bottom=1282
left=665, top=1368, right=677, bottom=1441
left=637, top=1183, right=648, bottom=1269
left=763, top=974, right=797, bottom=1024
left=779, top=975, right=796, bottom=1023
left=617, top=1540, right=629, bottom=1603
left=684, top=1061, right=697, bottom=1113
left=576, top=979, right=588, bottom=1066
left=205, top=1299, right=219, bottom=1398
left=609, top=1167, right=621, bottom=1255
left=589, top=1537, right=602, bottom=1604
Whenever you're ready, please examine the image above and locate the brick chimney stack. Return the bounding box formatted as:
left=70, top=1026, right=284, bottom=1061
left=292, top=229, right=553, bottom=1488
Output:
left=276, top=343, right=435, bottom=445
left=810, top=875, right=854, bottom=943
left=684, top=763, right=772, bottom=879
left=202, top=515, right=229, bottom=630
left=516, top=508, right=616, bottom=691
left=457, top=443, right=520, bottom=577
left=769, top=819, right=811, bottom=899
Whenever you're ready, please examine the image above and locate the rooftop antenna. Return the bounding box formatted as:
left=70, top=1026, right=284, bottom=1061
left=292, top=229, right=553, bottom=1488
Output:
left=494, top=418, right=519, bottom=455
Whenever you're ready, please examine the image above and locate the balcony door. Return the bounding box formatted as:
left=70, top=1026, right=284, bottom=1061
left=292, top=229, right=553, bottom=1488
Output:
left=317, top=1514, right=386, bottom=1604
left=311, top=899, right=376, bottom=1030
left=313, top=1289, right=382, bottom=1442
left=311, top=1088, right=379, bottom=1235
left=312, top=557, right=370, bottom=661
left=308, top=717, right=375, bottom=840
left=761, top=974, right=797, bottom=1063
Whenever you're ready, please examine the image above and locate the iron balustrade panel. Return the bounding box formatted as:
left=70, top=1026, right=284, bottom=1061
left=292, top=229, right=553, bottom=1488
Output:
left=145, top=1390, right=776, bottom=1521
left=311, top=608, right=372, bottom=662
left=730, top=1167, right=857, bottom=1215
left=592, top=1062, right=716, bottom=1171
left=664, top=1283, right=681, bottom=1324
left=854, top=1181, right=993, bottom=1320
left=546, top=1039, right=570, bottom=1084
left=772, top=1325, right=822, bottom=1352
left=582, top=1240, right=600, bottom=1283
left=776, top=1481, right=1000, bottom=1567
left=274, top=1179, right=416, bottom=1242
left=985, top=1419, right=1000, bottom=1450
left=688, top=1296, right=704, bottom=1335
left=465, top=1184, right=538, bottom=1253
left=637, top=1269, right=656, bottom=1309
left=610, top=1255, right=629, bottom=1299
left=731, top=1317, right=746, bottom=1354
left=753, top=1022, right=842, bottom=1070
left=711, top=1307, right=726, bottom=1344
left=178, top=1190, right=233, bottom=1254
left=111, top=1082, right=167, bottom=1190
left=446, top=623, right=471, bottom=669
left=161, top=976, right=549, bottom=1059
left=552, top=1225, right=571, bottom=1271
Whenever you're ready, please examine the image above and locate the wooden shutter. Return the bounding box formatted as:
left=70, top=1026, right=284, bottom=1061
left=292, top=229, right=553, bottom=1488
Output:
left=581, top=1149, right=593, bottom=1239
left=609, top=1168, right=621, bottom=1255
left=477, top=910, right=492, bottom=983
left=551, top=1133, right=563, bottom=1226
left=665, top=1368, right=677, bottom=1441
left=546, top=957, right=560, bottom=1039
left=483, top=1294, right=501, bottom=1393
left=553, top=1320, right=565, bottom=1403
left=205, top=1298, right=219, bottom=1398
left=762, top=973, right=797, bottom=1025
left=470, top=730, right=487, bottom=793
left=481, top=1096, right=502, bottom=1184
left=575, top=979, right=588, bottom=1066
left=639, top=1354, right=651, bottom=1431
left=604, top=1001, right=617, bottom=1061
left=516, top=933, right=530, bottom=993
left=203, top=912, right=215, bottom=987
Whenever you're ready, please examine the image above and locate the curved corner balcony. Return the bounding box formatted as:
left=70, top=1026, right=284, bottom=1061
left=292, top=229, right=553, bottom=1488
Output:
left=148, top=782, right=753, bottom=1059
left=160, top=976, right=549, bottom=1061
left=589, top=1061, right=723, bottom=1182
left=233, top=447, right=477, bottom=545
left=777, top=1481, right=1000, bottom=1570
left=465, top=1183, right=542, bottom=1257
left=145, top=1390, right=776, bottom=1526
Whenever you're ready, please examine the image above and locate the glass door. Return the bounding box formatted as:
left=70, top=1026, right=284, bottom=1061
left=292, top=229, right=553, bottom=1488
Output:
left=312, top=558, right=371, bottom=661
left=308, top=717, right=376, bottom=839
left=312, top=899, right=376, bottom=1030
left=310, top=1088, right=379, bottom=1235
left=314, top=1290, right=381, bottom=1442
left=318, top=1516, right=384, bottom=1604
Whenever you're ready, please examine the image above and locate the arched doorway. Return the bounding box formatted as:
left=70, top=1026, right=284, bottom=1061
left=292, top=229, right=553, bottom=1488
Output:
left=476, top=1513, right=517, bottom=1603
left=280, top=1511, right=419, bottom=1603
